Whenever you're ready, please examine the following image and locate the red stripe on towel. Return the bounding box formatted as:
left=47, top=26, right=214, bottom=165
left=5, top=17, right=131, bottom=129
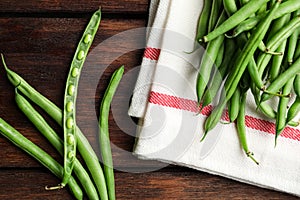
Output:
left=148, top=91, right=300, bottom=141
left=144, top=47, right=161, bottom=60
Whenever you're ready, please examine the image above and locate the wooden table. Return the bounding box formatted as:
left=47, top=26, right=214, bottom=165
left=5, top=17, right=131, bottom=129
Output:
left=0, top=1, right=298, bottom=199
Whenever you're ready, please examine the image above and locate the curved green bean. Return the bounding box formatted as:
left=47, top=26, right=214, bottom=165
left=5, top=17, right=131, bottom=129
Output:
left=15, top=90, right=99, bottom=200
left=0, top=118, right=83, bottom=200
left=1, top=56, right=109, bottom=199
left=201, top=0, right=270, bottom=42
left=99, top=66, right=124, bottom=200
left=61, top=8, right=102, bottom=187
left=236, top=93, right=259, bottom=165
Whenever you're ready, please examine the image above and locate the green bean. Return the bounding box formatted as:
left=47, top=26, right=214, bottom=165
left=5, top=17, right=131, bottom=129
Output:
left=270, top=0, right=276, bottom=6
left=269, top=40, right=287, bottom=81
left=275, top=76, right=295, bottom=145
left=202, top=43, right=225, bottom=103
left=267, top=11, right=289, bottom=81
left=228, top=87, right=241, bottom=122
left=99, top=66, right=124, bottom=200
left=286, top=96, right=300, bottom=124
left=273, top=0, right=300, bottom=20
left=196, top=11, right=226, bottom=102
left=257, top=40, right=282, bottom=56
left=202, top=90, right=227, bottom=139
left=261, top=57, right=300, bottom=102
left=204, top=0, right=280, bottom=134
left=236, top=92, right=259, bottom=165
left=267, top=13, right=291, bottom=43
left=60, top=8, right=102, bottom=187
left=223, top=0, right=238, bottom=16
left=227, top=17, right=260, bottom=38
left=247, top=57, right=265, bottom=90
left=256, top=2, right=267, bottom=15
left=201, top=0, right=270, bottom=42
left=201, top=38, right=235, bottom=108
left=250, top=82, right=298, bottom=127
left=196, top=0, right=213, bottom=41
left=250, top=82, right=276, bottom=118
left=257, top=15, right=300, bottom=77
left=239, top=0, right=250, bottom=5
left=1, top=56, right=109, bottom=199
left=294, top=40, right=300, bottom=61
left=15, top=90, right=99, bottom=200
left=215, top=42, right=224, bottom=68
left=294, top=75, right=300, bottom=96
left=287, top=11, right=300, bottom=65
left=208, top=0, right=223, bottom=32
left=0, top=118, right=83, bottom=200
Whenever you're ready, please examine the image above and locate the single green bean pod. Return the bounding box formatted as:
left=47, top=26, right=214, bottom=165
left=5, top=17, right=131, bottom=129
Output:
left=99, top=66, right=124, bottom=200
left=236, top=92, right=259, bottom=165
left=61, top=8, right=101, bottom=187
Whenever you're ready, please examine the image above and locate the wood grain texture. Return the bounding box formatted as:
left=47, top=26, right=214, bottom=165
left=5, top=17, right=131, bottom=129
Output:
left=0, top=2, right=298, bottom=200
left=0, top=168, right=297, bottom=200
left=0, top=0, right=149, bottom=14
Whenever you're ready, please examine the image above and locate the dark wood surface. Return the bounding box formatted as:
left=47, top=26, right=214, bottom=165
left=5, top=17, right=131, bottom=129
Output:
left=0, top=1, right=298, bottom=199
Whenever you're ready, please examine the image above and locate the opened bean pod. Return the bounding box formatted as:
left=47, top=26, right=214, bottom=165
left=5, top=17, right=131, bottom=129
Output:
left=61, top=8, right=101, bottom=187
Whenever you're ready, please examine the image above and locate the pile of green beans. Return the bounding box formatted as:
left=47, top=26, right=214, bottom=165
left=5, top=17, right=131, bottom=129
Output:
left=0, top=8, right=124, bottom=200
left=197, top=0, right=300, bottom=163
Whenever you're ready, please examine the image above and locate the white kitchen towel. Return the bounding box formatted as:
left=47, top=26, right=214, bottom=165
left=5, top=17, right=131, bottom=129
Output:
left=129, top=0, right=300, bottom=197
